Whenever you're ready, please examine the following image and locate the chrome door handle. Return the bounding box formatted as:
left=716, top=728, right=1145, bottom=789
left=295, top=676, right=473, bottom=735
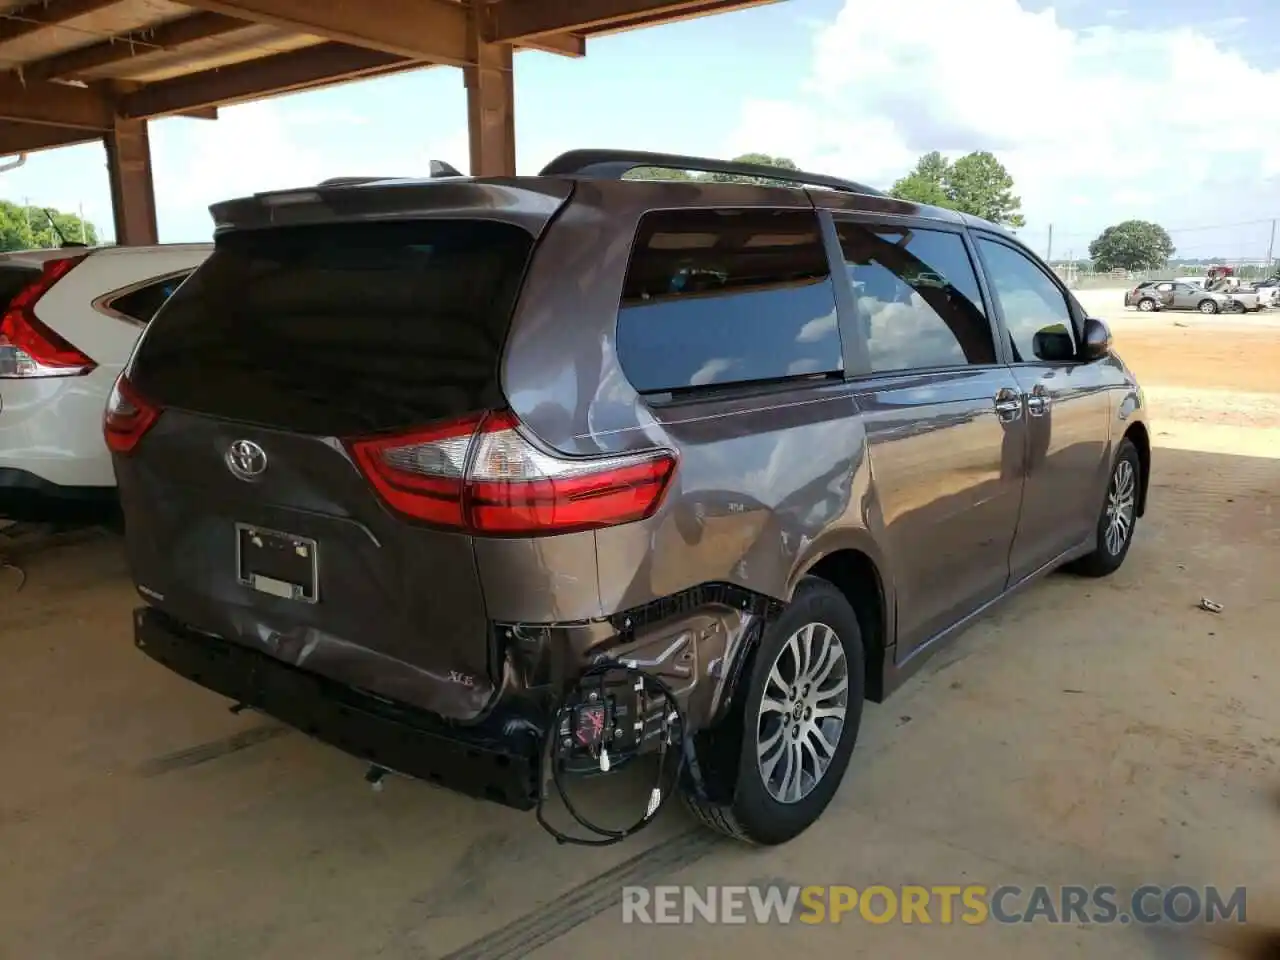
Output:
left=994, top=388, right=1022, bottom=423
left=1026, top=385, right=1051, bottom=417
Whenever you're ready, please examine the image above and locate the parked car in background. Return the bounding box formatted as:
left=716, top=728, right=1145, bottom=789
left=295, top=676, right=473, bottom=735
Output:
left=115, top=150, right=1149, bottom=846
left=1144, top=280, right=1248, bottom=314
left=1248, top=277, right=1280, bottom=307
left=1125, top=280, right=1168, bottom=311
left=1, top=243, right=210, bottom=520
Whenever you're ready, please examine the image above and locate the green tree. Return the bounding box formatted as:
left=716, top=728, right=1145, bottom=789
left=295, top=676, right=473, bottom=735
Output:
left=946, top=151, right=1025, bottom=228
left=1088, top=220, right=1175, bottom=272
left=890, top=151, right=951, bottom=207
left=624, top=167, right=696, bottom=181
left=0, top=200, right=98, bottom=252
left=623, top=153, right=800, bottom=186
left=702, top=152, right=799, bottom=186
left=890, top=150, right=1026, bottom=228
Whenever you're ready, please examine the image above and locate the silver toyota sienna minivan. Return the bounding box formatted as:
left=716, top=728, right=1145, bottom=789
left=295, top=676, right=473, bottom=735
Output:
left=110, top=150, right=1150, bottom=845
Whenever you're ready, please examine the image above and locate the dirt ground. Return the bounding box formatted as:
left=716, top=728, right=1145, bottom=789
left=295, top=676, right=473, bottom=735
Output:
left=1, top=300, right=1277, bottom=960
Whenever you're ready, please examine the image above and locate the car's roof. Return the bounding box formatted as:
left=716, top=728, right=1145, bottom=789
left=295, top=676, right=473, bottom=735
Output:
left=0, top=242, right=212, bottom=269
left=210, top=148, right=1018, bottom=236
left=213, top=171, right=1016, bottom=242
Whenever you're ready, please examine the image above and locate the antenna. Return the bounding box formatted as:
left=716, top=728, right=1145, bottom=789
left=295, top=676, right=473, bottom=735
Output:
left=429, top=159, right=463, bottom=178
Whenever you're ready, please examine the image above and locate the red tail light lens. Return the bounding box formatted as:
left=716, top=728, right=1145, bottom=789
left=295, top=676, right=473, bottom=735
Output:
left=104, top=374, right=161, bottom=455
left=0, top=255, right=95, bottom=379
left=347, top=413, right=484, bottom=526
left=346, top=411, right=676, bottom=536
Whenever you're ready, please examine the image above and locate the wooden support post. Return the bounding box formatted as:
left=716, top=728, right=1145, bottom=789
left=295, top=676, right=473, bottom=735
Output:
left=465, top=2, right=516, bottom=177
left=105, top=117, right=158, bottom=246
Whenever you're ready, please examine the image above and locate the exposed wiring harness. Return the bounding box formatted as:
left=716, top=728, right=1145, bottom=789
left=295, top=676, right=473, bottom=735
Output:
left=535, top=657, right=706, bottom=846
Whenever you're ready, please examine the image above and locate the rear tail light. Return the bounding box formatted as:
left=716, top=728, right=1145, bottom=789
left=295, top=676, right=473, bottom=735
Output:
left=347, top=410, right=676, bottom=536
left=103, top=374, right=161, bottom=455
left=0, top=255, right=95, bottom=378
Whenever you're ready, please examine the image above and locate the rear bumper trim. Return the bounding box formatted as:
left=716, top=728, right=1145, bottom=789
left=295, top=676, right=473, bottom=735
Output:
left=133, top=606, right=541, bottom=810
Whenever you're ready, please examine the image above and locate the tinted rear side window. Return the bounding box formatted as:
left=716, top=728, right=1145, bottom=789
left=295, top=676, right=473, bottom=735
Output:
left=836, top=222, right=995, bottom=374
left=616, top=209, right=842, bottom=394
left=105, top=272, right=192, bottom=324
left=129, top=220, right=534, bottom=435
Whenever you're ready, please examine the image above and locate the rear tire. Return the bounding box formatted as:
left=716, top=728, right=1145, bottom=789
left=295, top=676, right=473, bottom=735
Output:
left=684, top=578, right=864, bottom=845
left=1069, top=439, right=1141, bottom=578
left=1137, top=297, right=1156, bottom=312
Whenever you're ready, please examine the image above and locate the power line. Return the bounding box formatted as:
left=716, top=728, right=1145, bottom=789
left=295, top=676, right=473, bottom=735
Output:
left=1037, top=216, right=1280, bottom=241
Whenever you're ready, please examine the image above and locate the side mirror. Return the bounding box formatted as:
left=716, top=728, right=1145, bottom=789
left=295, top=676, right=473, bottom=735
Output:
left=1031, top=324, right=1075, bottom=362
left=1080, top=317, right=1112, bottom=361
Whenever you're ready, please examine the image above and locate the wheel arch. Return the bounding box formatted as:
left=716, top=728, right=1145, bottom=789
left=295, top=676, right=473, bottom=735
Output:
left=801, top=548, right=890, bottom=703
left=1122, top=420, right=1151, bottom=517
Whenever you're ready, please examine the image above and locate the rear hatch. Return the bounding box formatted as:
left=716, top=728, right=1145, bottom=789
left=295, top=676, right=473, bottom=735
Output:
left=115, top=182, right=572, bottom=721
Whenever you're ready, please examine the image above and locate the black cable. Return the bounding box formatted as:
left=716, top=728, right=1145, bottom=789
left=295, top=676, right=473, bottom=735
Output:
left=535, top=658, right=704, bottom=846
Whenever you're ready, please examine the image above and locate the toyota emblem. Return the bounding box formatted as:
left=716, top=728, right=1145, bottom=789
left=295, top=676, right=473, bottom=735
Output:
left=225, top=439, right=268, bottom=481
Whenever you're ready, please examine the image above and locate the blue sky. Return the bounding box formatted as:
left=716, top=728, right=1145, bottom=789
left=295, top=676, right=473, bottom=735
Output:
left=4, top=0, right=1279, bottom=261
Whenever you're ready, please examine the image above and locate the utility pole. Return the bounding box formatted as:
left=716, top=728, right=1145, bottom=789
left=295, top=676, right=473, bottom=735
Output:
left=1267, top=218, right=1276, bottom=273
left=1046, top=223, right=1053, bottom=264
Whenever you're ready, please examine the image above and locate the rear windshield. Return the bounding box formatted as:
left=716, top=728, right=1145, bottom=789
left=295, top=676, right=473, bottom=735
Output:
left=0, top=265, right=39, bottom=309
left=129, top=220, right=534, bottom=435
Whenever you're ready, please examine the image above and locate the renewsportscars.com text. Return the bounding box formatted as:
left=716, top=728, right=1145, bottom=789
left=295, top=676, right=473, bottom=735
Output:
left=621, top=884, right=1247, bottom=926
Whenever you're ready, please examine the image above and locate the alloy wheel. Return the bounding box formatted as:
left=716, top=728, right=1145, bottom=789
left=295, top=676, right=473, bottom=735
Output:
left=756, top=622, right=849, bottom=804
left=1104, top=458, right=1136, bottom=556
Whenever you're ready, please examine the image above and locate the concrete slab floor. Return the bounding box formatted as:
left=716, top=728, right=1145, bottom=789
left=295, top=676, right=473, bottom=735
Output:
left=1, top=425, right=1277, bottom=959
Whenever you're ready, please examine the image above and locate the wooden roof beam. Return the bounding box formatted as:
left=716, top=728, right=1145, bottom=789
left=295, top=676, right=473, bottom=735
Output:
left=176, top=0, right=471, bottom=65
left=178, top=0, right=584, bottom=61
left=0, top=0, right=123, bottom=44
left=117, top=42, right=417, bottom=119
left=0, top=119, right=100, bottom=155
left=0, top=73, right=112, bottom=129
left=20, top=13, right=248, bottom=82
left=487, top=0, right=774, bottom=41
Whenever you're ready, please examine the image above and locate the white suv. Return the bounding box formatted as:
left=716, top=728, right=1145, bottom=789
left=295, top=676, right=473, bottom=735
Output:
left=0, top=243, right=211, bottom=520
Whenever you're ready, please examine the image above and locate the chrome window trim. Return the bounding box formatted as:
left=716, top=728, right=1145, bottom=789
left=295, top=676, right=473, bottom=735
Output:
left=91, top=269, right=194, bottom=327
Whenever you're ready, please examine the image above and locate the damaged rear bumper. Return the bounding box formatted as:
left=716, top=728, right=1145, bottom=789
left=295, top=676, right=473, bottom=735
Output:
left=133, top=606, right=543, bottom=809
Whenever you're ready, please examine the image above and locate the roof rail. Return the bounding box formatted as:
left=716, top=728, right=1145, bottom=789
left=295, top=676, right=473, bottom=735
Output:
left=539, top=149, right=885, bottom=197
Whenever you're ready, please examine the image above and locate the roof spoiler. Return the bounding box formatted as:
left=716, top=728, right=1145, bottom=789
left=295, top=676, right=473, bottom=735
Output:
left=539, top=149, right=885, bottom=197
left=315, top=161, right=464, bottom=189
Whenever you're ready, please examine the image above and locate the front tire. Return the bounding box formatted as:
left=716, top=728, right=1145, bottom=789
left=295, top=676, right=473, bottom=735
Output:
left=684, top=578, right=865, bottom=845
left=1070, top=438, right=1141, bottom=578
left=1198, top=299, right=1219, bottom=315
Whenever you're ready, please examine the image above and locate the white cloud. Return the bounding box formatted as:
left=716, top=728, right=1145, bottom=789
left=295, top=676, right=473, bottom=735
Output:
left=726, top=0, right=1280, bottom=240
left=148, top=101, right=469, bottom=240
left=795, top=310, right=836, bottom=342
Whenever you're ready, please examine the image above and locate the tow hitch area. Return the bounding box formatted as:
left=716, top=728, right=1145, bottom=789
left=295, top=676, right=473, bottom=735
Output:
left=521, top=594, right=769, bottom=846
left=537, top=659, right=695, bottom=847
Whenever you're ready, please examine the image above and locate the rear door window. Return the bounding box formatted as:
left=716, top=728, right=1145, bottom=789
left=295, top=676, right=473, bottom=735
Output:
left=129, top=220, right=535, bottom=435
left=835, top=221, right=996, bottom=373
left=616, top=209, right=842, bottom=394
